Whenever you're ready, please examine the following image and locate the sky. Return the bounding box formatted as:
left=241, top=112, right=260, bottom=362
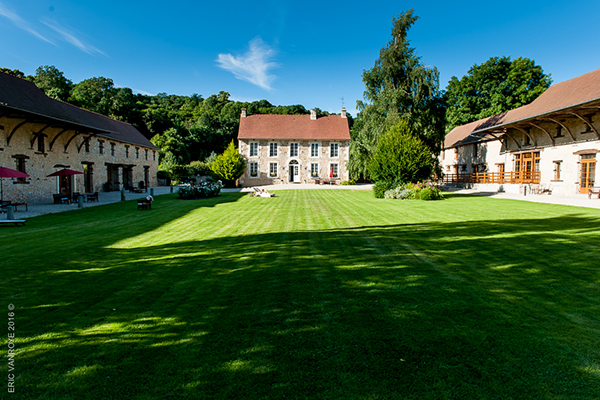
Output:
left=1, top=0, right=600, bottom=118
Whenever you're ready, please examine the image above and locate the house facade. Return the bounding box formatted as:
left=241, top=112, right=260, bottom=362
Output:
left=441, top=67, right=600, bottom=196
left=237, top=108, right=351, bottom=186
left=0, top=72, right=159, bottom=203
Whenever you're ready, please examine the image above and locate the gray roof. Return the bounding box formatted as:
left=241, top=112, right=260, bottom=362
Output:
left=0, top=71, right=157, bottom=149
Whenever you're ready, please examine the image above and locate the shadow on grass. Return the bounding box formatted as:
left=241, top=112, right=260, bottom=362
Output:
left=6, top=210, right=600, bottom=399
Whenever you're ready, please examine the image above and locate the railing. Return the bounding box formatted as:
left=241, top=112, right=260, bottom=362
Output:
left=443, top=171, right=540, bottom=184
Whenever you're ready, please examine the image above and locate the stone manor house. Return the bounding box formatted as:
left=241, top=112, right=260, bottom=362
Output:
left=0, top=71, right=159, bottom=203
left=441, top=67, right=600, bottom=196
left=237, top=108, right=351, bottom=186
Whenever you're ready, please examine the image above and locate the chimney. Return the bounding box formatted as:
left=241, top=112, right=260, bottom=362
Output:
left=310, top=109, right=317, bottom=120
left=241, top=108, right=247, bottom=118
left=341, top=107, right=347, bottom=118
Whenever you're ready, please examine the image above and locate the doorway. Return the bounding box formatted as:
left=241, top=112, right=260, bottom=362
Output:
left=580, top=154, right=596, bottom=194
left=289, top=160, right=300, bottom=183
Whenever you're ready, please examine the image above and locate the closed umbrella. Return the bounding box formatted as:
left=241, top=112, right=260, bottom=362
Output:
left=0, top=166, right=30, bottom=202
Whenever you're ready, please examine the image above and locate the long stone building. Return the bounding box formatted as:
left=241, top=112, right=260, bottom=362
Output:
left=0, top=71, right=159, bottom=203
left=441, top=67, right=600, bottom=196
left=237, top=108, right=351, bottom=186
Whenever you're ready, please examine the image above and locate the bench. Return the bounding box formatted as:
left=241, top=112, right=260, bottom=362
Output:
left=0, top=220, right=27, bottom=227
left=0, top=201, right=28, bottom=212
left=137, top=199, right=152, bottom=210
left=588, top=187, right=600, bottom=199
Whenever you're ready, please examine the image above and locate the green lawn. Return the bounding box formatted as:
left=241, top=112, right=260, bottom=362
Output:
left=1, top=190, right=599, bottom=399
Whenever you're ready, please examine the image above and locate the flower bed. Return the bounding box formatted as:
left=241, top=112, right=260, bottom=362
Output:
left=177, top=180, right=222, bottom=199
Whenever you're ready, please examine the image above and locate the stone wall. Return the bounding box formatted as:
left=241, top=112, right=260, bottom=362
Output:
left=238, top=139, right=350, bottom=186
left=0, top=119, right=159, bottom=203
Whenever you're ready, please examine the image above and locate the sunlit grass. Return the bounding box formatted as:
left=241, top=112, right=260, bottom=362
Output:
left=1, top=190, right=599, bottom=399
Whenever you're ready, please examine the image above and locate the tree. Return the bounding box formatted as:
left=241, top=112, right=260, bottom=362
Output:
left=368, top=120, right=435, bottom=188
left=1, top=68, right=28, bottom=79
left=444, top=56, right=552, bottom=132
left=349, top=9, right=445, bottom=180
left=33, top=65, right=73, bottom=101
left=209, top=140, right=246, bottom=186
left=71, top=76, right=117, bottom=115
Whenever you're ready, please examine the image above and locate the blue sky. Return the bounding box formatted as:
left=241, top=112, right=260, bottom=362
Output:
left=2, top=0, right=600, bottom=118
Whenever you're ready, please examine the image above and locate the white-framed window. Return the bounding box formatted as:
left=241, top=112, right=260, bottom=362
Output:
left=290, top=142, right=299, bottom=157
left=311, top=163, right=319, bottom=178
left=249, top=162, right=258, bottom=177
left=249, top=142, right=259, bottom=158
left=310, top=142, right=319, bottom=158
left=269, top=162, right=278, bottom=177
left=330, top=163, right=339, bottom=178
left=269, top=142, right=278, bottom=157
left=330, top=142, right=339, bottom=158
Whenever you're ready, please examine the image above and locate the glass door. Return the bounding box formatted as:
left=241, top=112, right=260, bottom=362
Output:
left=580, top=154, right=596, bottom=194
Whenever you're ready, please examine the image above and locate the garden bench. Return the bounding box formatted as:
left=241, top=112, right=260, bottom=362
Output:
left=137, top=199, right=152, bottom=210
left=588, top=187, right=600, bottom=199
left=0, top=219, right=27, bottom=227
left=0, top=201, right=28, bottom=212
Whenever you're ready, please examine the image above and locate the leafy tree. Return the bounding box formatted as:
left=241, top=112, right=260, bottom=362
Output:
left=209, top=140, right=246, bottom=186
left=71, top=76, right=117, bottom=115
left=1, top=67, right=29, bottom=79
left=368, top=120, right=435, bottom=191
left=33, top=65, right=73, bottom=101
left=444, top=56, right=552, bottom=132
left=350, top=9, right=445, bottom=180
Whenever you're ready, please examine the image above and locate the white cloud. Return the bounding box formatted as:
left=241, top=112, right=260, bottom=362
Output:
left=41, top=19, right=106, bottom=56
left=216, top=38, right=279, bottom=91
left=0, top=2, right=54, bottom=44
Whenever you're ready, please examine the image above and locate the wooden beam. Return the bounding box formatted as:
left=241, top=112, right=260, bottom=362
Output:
left=48, top=128, right=70, bottom=151
left=514, top=126, right=536, bottom=147
left=64, top=131, right=84, bottom=153
left=568, top=112, right=600, bottom=139
left=30, top=124, right=54, bottom=148
left=6, top=119, right=30, bottom=146
left=546, top=118, right=575, bottom=141
left=503, top=131, right=521, bottom=150
left=529, top=122, right=554, bottom=146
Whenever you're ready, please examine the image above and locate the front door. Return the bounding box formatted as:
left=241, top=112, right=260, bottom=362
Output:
left=580, top=154, right=596, bottom=194
left=289, top=161, right=299, bottom=183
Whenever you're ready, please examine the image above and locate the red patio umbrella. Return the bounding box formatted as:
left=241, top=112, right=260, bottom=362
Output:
left=0, top=166, right=30, bottom=202
left=330, top=166, right=334, bottom=178
left=46, top=168, right=84, bottom=177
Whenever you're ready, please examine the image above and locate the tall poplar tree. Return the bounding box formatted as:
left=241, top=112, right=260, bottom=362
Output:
left=349, top=9, right=445, bottom=179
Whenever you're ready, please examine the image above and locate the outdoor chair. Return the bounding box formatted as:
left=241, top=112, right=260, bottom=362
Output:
left=87, top=192, right=99, bottom=202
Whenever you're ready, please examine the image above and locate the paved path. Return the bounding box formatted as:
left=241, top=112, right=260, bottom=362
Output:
left=442, top=186, right=600, bottom=210
left=1, top=187, right=175, bottom=219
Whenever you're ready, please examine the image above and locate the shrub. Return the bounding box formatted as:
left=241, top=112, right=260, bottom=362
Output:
left=188, top=160, right=212, bottom=176
left=418, top=186, right=443, bottom=201
left=373, top=181, right=395, bottom=198
left=384, top=186, right=412, bottom=199
left=367, top=120, right=435, bottom=187
left=340, top=179, right=356, bottom=185
left=209, top=141, right=246, bottom=186
left=177, top=180, right=223, bottom=199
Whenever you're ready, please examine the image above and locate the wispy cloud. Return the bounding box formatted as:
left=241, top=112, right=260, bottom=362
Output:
left=41, top=19, right=106, bottom=56
left=0, top=2, right=54, bottom=44
left=216, top=38, right=279, bottom=91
